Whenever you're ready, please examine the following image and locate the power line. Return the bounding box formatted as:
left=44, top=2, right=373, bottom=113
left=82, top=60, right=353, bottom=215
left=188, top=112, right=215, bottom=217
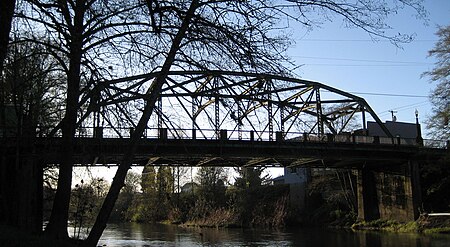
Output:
left=378, top=101, right=430, bottom=117
left=291, top=55, right=432, bottom=65
left=351, top=92, right=429, bottom=98
left=303, top=64, right=429, bottom=67
left=297, top=39, right=437, bottom=42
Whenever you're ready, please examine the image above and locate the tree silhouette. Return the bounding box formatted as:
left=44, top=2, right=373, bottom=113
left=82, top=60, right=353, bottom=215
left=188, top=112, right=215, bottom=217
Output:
left=423, top=25, right=450, bottom=140
left=4, top=0, right=429, bottom=245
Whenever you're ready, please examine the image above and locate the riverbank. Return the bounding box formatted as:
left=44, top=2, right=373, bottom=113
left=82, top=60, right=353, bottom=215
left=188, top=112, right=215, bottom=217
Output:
left=351, top=214, right=450, bottom=234
left=0, top=225, right=78, bottom=247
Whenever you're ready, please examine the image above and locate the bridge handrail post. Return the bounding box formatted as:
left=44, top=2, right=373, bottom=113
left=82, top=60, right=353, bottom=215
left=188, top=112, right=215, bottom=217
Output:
left=94, top=127, right=103, bottom=138
left=159, top=128, right=167, bottom=140
left=326, top=133, right=334, bottom=143
left=192, top=129, right=196, bottom=140
left=373, top=136, right=379, bottom=144
left=276, top=131, right=283, bottom=142
left=250, top=131, right=254, bottom=141
left=220, top=129, right=227, bottom=141
left=129, top=127, right=134, bottom=138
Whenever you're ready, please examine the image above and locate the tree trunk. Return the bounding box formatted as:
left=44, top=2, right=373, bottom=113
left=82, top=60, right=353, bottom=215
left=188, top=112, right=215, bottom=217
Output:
left=44, top=1, right=85, bottom=239
left=0, top=0, right=15, bottom=75
left=0, top=4, right=15, bottom=219
left=84, top=1, right=199, bottom=246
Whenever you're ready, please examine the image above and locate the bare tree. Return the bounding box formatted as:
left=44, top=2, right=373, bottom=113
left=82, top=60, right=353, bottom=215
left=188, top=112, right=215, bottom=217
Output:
left=11, top=0, right=428, bottom=244
left=0, top=39, right=63, bottom=231
left=15, top=0, right=158, bottom=239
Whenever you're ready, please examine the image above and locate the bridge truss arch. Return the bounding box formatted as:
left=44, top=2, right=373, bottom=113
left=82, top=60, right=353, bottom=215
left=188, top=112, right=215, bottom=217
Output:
left=91, top=70, right=391, bottom=141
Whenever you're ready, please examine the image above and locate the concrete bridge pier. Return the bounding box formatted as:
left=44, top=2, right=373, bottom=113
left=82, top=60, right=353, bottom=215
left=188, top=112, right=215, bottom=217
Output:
left=357, top=161, right=422, bottom=223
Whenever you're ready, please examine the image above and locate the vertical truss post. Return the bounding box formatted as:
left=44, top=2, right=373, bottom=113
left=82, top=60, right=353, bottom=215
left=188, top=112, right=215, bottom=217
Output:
left=214, top=77, right=220, bottom=139
left=315, top=87, right=324, bottom=136
left=280, top=104, right=285, bottom=137
left=237, top=98, right=242, bottom=140
left=361, top=105, right=367, bottom=133
left=96, top=109, right=100, bottom=129
left=157, top=96, right=162, bottom=137
left=192, top=96, right=196, bottom=139
left=93, top=100, right=101, bottom=138
left=267, top=80, right=273, bottom=141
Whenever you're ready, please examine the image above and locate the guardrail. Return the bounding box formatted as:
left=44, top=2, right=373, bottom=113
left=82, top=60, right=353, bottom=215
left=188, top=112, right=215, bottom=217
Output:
left=2, top=126, right=447, bottom=149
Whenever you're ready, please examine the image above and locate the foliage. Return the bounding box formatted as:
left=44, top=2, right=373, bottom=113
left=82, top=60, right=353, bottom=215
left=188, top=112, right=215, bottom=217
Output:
left=1, top=40, right=64, bottom=134
left=307, top=169, right=356, bottom=212
left=196, top=167, right=228, bottom=207
left=423, top=25, right=450, bottom=140
left=155, top=166, right=174, bottom=219
left=234, top=167, right=270, bottom=189
left=141, top=166, right=157, bottom=195
left=352, top=219, right=421, bottom=233
left=305, top=168, right=357, bottom=226
left=246, top=185, right=290, bottom=228
left=69, top=178, right=109, bottom=240
left=110, top=171, right=141, bottom=221
left=420, top=158, right=450, bottom=213
left=422, top=227, right=450, bottom=234
left=127, top=166, right=176, bottom=222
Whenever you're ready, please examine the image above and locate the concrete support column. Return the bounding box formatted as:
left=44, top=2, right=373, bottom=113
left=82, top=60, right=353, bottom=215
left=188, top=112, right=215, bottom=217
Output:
left=357, top=162, right=422, bottom=223
left=357, top=167, right=380, bottom=221
left=407, top=160, right=422, bottom=220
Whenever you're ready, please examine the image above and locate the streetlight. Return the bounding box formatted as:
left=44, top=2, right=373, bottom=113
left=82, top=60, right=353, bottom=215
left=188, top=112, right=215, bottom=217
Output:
left=415, top=109, right=423, bottom=146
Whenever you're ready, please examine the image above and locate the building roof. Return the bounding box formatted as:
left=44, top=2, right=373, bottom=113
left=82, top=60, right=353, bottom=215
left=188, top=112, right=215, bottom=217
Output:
left=367, top=121, right=419, bottom=138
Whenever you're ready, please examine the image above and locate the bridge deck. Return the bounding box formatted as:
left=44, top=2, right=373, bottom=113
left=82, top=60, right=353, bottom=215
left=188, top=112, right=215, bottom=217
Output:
left=1, top=135, right=446, bottom=168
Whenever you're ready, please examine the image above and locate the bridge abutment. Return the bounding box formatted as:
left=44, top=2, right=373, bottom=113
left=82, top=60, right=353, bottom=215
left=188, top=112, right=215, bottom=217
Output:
left=357, top=161, right=421, bottom=223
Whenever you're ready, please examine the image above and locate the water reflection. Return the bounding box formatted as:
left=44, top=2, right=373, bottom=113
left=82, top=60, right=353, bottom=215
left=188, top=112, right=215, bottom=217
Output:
left=97, top=223, right=450, bottom=247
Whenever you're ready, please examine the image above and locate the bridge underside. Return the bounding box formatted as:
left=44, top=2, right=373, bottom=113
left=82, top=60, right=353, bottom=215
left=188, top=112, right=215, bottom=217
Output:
left=3, top=137, right=441, bottom=168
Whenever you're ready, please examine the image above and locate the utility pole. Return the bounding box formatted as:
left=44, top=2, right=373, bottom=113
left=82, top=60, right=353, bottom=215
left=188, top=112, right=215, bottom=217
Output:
left=389, top=110, right=397, bottom=122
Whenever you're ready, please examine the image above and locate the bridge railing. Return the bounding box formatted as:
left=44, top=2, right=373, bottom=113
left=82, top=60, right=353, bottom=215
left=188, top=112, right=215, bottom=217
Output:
left=77, top=126, right=448, bottom=149
left=2, top=126, right=448, bottom=149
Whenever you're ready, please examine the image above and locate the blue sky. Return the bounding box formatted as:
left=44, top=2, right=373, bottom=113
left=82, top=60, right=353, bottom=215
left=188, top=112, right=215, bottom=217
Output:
left=287, top=0, right=449, bottom=139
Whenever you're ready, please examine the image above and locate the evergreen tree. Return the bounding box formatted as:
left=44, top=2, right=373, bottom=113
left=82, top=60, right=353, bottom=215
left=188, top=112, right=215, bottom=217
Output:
left=197, top=167, right=227, bottom=207
left=157, top=167, right=174, bottom=201
left=141, top=166, right=157, bottom=196
left=234, top=167, right=269, bottom=189
left=423, top=25, right=450, bottom=140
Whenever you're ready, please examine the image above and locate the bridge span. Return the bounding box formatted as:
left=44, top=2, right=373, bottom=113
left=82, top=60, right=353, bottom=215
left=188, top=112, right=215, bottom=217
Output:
left=5, top=128, right=446, bottom=168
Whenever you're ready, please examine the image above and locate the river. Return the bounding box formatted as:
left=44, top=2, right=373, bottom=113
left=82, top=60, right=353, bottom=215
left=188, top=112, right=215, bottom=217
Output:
left=93, top=223, right=450, bottom=247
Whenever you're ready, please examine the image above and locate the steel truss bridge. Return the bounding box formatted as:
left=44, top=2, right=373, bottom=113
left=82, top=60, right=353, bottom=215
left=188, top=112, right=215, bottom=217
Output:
left=87, top=70, right=390, bottom=140
left=2, top=71, right=448, bottom=167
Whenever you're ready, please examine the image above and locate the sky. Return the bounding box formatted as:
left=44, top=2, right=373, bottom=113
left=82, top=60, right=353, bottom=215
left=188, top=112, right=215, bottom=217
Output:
left=287, top=0, right=449, bottom=137
left=74, top=0, right=450, bottom=184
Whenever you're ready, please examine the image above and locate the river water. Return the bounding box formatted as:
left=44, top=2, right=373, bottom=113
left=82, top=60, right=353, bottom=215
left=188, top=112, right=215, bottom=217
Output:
left=95, top=223, right=450, bottom=247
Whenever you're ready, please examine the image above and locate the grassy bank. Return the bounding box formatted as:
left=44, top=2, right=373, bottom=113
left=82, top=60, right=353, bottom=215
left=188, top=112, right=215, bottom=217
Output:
left=351, top=214, right=450, bottom=234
